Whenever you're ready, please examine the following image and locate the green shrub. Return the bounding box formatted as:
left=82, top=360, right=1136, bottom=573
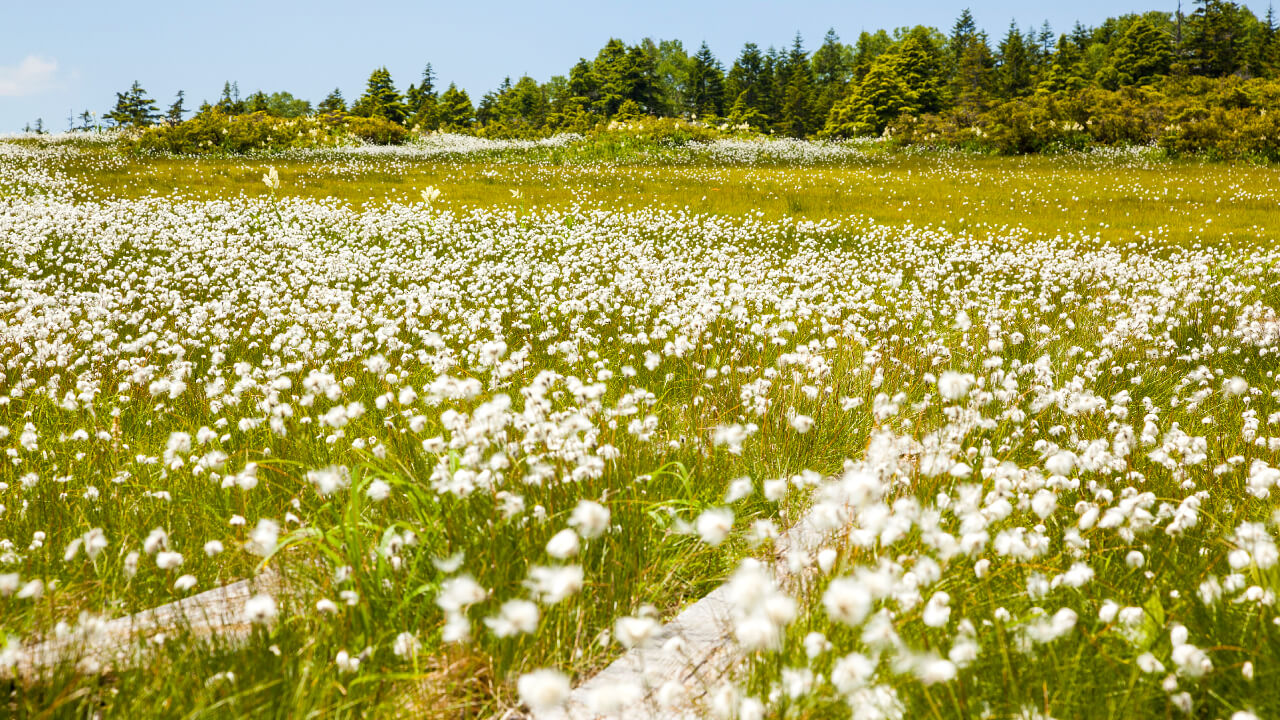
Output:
left=890, top=77, right=1280, bottom=158
left=340, top=116, right=409, bottom=145
left=133, top=111, right=408, bottom=154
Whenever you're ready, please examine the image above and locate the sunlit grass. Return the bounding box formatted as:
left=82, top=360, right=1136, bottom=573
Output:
left=3, top=136, right=1280, bottom=718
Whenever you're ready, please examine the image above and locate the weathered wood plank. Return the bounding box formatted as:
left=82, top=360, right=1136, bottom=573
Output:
left=535, top=511, right=833, bottom=720
left=12, top=568, right=282, bottom=679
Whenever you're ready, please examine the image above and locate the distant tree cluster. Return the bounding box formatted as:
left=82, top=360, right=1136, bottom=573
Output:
left=92, top=0, right=1280, bottom=146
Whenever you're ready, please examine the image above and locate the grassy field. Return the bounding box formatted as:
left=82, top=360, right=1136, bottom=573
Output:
left=34, top=139, right=1280, bottom=246
left=2, top=134, right=1280, bottom=719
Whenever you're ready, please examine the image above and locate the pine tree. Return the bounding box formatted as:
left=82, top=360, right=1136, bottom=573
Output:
left=586, top=39, right=657, bottom=118
left=593, top=39, right=634, bottom=116
left=215, top=82, right=245, bottom=115
left=950, top=10, right=994, bottom=114
left=246, top=91, right=271, bottom=114
left=1186, top=0, right=1248, bottom=76
left=852, top=30, right=894, bottom=81
left=686, top=42, right=726, bottom=119
left=317, top=89, right=347, bottom=116
left=761, top=47, right=785, bottom=122
left=567, top=59, right=600, bottom=111
left=352, top=67, right=409, bottom=125
left=1263, top=4, right=1280, bottom=72
left=1038, top=21, right=1056, bottom=56
left=726, top=43, right=771, bottom=128
left=507, top=76, right=551, bottom=130
left=1104, top=17, right=1174, bottom=86
left=823, top=56, right=911, bottom=136
left=1039, top=34, right=1090, bottom=94
left=777, top=34, right=816, bottom=137
left=996, top=21, right=1033, bottom=97
left=166, top=90, right=186, bottom=126
left=811, top=29, right=853, bottom=124
left=895, top=29, right=946, bottom=114
left=104, top=81, right=161, bottom=128
left=624, top=45, right=658, bottom=113
left=437, top=83, right=474, bottom=129
left=406, top=65, right=440, bottom=129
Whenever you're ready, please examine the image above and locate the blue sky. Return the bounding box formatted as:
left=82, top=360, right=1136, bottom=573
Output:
left=0, top=1, right=1268, bottom=131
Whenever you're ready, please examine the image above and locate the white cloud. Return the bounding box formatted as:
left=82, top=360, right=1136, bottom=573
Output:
left=0, top=55, right=59, bottom=97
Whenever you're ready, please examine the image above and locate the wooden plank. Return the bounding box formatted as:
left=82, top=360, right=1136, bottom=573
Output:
left=534, top=512, right=832, bottom=720
left=12, top=568, right=282, bottom=679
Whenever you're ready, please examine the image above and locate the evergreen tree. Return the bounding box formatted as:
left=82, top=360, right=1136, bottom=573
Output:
left=950, top=10, right=995, bottom=114
left=895, top=28, right=947, bottom=114
left=476, top=78, right=510, bottom=127
left=1186, top=0, right=1248, bottom=75
left=686, top=42, right=726, bottom=118
left=811, top=29, right=854, bottom=124
left=777, top=34, right=816, bottom=137
left=726, top=43, right=771, bottom=128
left=567, top=59, right=601, bottom=111
left=405, top=64, right=439, bottom=128
left=104, top=81, right=161, bottom=128
left=824, top=55, right=911, bottom=136
left=1263, top=4, right=1280, bottom=72
left=761, top=47, right=785, bottom=122
left=589, top=39, right=655, bottom=117
left=437, top=83, right=475, bottom=129
left=625, top=44, right=658, bottom=113
left=166, top=90, right=186, bottom=126
left=1038, top=21, right=1056, bottom=56
left=507, top=76, right=551, bottom=130
left=352, top=67, right=409, bottom=125
left=824, top=29, right=945, bottom=137
left=215, top=82, right=245, bottom=115
left=593, top=39, right=634, bottom=116
left=246, top=91, right=272, bottom=114
left=1039, top=34, right=1090, bottom=94
left=77, top=110, right=95, bottom=132
left=996, top=21, right=1034, bottom=97
left=852, top=30, right=894, bottom=81
left=1103, top=17, right=1174, bottom=86
left=317, top=89, right=347, bottom=116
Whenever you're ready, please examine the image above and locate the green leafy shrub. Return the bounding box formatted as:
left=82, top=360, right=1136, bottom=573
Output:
left=340, top=116, right=410, bottom=145
left=889, top=77, right=1280, bottom=158
left=133, top=111, right=408, bottom=154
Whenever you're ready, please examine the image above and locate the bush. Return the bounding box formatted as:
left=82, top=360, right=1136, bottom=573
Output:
left=340, top=116, right=409, bottom=145
left=133, top=111, right=408, bottom=154
left=889, top=77, right=1280, bottom=159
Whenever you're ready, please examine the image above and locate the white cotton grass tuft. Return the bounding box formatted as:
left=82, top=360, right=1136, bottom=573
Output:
left=244, top=594, right=278, bottom=625
left=937, top=371, right=973, bottom=402
left=484, top=599, right=540, bottom=637
left=696, top=508, right=735, bottom=545
left=365, top=479, right=391, bottom=502
left=568, top=500, right=611, bottom=539
left=517, top=668, right=571, bottom=712
left=545, top=528, right=580, bottom=559
left=10, top=138, right=1280, bottom=715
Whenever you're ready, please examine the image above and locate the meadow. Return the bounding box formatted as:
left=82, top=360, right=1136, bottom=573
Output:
left=2, top=133, right=1280, bottom=719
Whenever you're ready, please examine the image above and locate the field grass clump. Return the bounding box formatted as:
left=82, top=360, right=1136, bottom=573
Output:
left=2, top=137, right=1280, bottom=718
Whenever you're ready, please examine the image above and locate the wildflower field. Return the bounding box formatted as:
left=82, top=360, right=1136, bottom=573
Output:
left=3, top=134, right=1280, bottom=719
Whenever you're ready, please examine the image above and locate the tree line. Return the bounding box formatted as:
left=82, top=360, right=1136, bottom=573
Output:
left=84, top=1, right=1280, bottom=142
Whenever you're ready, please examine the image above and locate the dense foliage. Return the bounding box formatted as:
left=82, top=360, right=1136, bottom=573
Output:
left=80, top=1, right=1280, bottom=156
